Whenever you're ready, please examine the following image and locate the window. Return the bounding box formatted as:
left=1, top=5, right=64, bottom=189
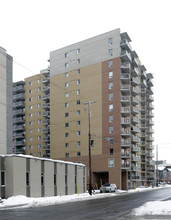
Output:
left=38, top=79, right=41, bottom=83
left=65, top=52, right=69, bottom=58
left=65, top=133, right=69, bottom=138
left=76, top=90, right=80, bottom=95
left=29, top=105, right=33, bottom=110
left=76, top=59, right=80, bottom=64
left=37, top=95, right=41, bottom=100
left=29, top=81, right=32, bottom=86
left=110, top=148, right=114, bottom=155
left=65, top=153, right=69, bottom=158
left=65, top=112, right=69, bottom=118
left=37, top=152, right=41, bottom=156
left=109, top=93, right=113, bottom=100
left=29, top=129, right=32, bottom=134
left=37, top=103, right=41, bottom=108
left=29, top=145, right=33, bottom=149
left=109, top=138, right=113, bottom=145
left=108, top=49, right=113, bottom=56
left=26, top=172, right=29, bottom=186
left=109, top=115, right=113, bottom=123
left=65, top=143, right=69, bottom=148
left=109, top=38, right=113, bottom=45
left=109, top=104, right=113, bottom=112
left=109, top=60, right=113, bottom=68
left=109, top=82, right=113, bottom=89
left=76, top=110, right=80, bottom=116
left=65, top=63, right=69, bottom=68
left=29, top=113, right=33, bottom=117
left=38, top=87, right=41, bottom=92
left=76, top=69, right=80, bottom=74
left=109, top=126, right=114, bottom=134
left=29, top=137, right=33, bottom=142
left=37, top=136, right=41, bottom=140
left=65, top=82, right=69, bottom=88
left=29, top=97, right=32, bottom=102
left=29, top=89, right=32, bottom=93
left=76, top=79, right=80, bottom=85
left=109, top=71, right=113, bottom=78
left=29, top=121, right=33, bottom=125
left=77, top=141, right=81, bottom=147
left=38, top=144, right=41, bottom=149
left=76, top=120, right=80, bottom=126
left=76, top=100, right=80, bottom=105
left=77, top=152, right=81, bottom=157
left=76, top=48, right=80, bottom=54
left=65, top=72, right=69, bottom=78
left=37, top=111, right=41, bottom=116
left=65, top=102, right=69, bottom=108
left=76, top=131, right=81, bottom=136
left=38, top=128, right=41, bottom=132
left=65, top=92, right=69, bottom=98
left=108, top=158, right=114, bottom=167
left=65, top=122, right=69, bottom=128
left=38, top=119, right=41, bottom=124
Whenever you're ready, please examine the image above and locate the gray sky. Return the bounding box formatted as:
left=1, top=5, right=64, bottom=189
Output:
left=1, top=0, right=171, bottom=162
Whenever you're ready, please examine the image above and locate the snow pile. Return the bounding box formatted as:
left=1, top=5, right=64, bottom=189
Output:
left=132, top=201, right=171, bottom=216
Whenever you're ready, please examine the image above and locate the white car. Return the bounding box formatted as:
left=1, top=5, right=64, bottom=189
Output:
left=100, top=183, right=117, bottom=193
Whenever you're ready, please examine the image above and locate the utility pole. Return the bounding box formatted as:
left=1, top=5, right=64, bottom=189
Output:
left=156, top=144, right=158, bottom=187
left=84, top=101, right=96, bottom=195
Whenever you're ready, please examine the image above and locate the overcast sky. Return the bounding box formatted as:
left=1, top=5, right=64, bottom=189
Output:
left=1, top=0, right=171, bottom=162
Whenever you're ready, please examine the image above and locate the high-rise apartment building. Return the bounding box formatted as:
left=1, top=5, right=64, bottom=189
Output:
left=24, top=68, right=50, bottom=158
left=49, top=29, right=154, bottom=190
left=0, top=46, right=13, bottom=154
left=13, top=81, right=25, bottom=154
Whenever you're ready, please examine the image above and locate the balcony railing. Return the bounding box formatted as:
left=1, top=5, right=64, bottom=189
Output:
left=132, top=57, right=139, bottom=67
left=132, top=116, right=140, bottom=124
left=121, top=164, right=130, bottom=169
left=120, top=62, right=131, bottom=71
left=13, top=85, right=25, bottom=92
left=132, top=68, right=139, bottom=77
left=132, top=155, right=141, bottom=161
left=121, top=118, right=130, bottom=125
left=131, top=77, right=139, bottom=86
left=121, top=129, right=130, bottom=136
left=121, top=107, right=130, bottom=115
left=121, top=141, right=131, bottom=147
left=132, top=135, right=140, bottom=143
left=132, top=87, right=140, bottom=95
left=120, top=73, right=130, bottom=81
left=132, top=106, right=140, bottom=115
left=121, top=50, right=132, bottom=62
left=132, top=145, right=140, bottom=152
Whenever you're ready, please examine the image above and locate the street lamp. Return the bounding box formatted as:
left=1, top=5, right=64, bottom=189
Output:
left=84, top=101, right=96, bottom=195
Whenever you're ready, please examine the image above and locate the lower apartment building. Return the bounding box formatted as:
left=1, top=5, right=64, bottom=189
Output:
left=0, top=154, right=86, bottom=199
left=49, top=29, right=154, bottom=190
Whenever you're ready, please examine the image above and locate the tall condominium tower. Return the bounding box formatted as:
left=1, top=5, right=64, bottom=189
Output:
left=49, top=28, right=154, bottom=190
left=0, top=46, right=13, bottom=154
left=24, top=68, right=50, bottom=158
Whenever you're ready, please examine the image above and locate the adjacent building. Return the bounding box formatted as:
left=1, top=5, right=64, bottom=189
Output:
left=24, top=68, right=50, bottom=158
left=49, top=28, right=154, bottom=190
left=0, top=46, right=13, bottom=155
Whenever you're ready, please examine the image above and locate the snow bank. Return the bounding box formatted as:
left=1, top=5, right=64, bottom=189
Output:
left=132, top=201, right=171, bottom=216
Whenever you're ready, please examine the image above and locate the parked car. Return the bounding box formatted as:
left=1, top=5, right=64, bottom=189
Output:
left=100, top=183, right=117, bottom=193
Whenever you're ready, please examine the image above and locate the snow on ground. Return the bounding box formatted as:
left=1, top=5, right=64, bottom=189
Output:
left=0, top=184, right=171, bottom=217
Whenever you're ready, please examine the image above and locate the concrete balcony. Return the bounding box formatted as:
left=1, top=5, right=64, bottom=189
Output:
left=132, top=126, right=140, bottom=133
left=132, top=116, right=140, bottom=124
left=132, top=57, right=139, bottom=67
left=13, top=85, right=25, bottom=92
left=131, top=176, right=140, bottom=181
left=147, top=95, right=154, bottom=102
left=121, top=164, right=130, bottom=170
left=132, top=145, right=140, bottom=152
left=120, top=62, right=131, bottom=72
left=147, top=128, right=154, bottom=134
left=43, top=94, right=50, bottom=100
left=147, top=145, right=154, bottom=150
left=132, top=87, right=140, bottom=96
left=121, top=129, right=130, bottom=137
left=132, top=97, right=140, bottom=105
left=120, top=73, right=130, bottom=83
left=121, top=96, right=130, bottom=106
left=132, top=106, right=140, bottom=115
left=147, top=103, right=154, bottom=110
left=121, top=140, right=131, bottom=148
left=13, top=101, right=25, bottom=108
left=132, top=165, right=141, bottom=171
left=121, top=151, right=130, bottom=158
left=141, top=141, right=147, bottom=147
left=131, top=68, right=139, bottom=77
left=132, top=135, right=140, bottom=143
left=132, top=155, right=141, bottom=162
left=121, top=118, right=130, bottom=126
left=13, top=93, right=25, bottom=101
left=147, top=136, right=154, bottom=142
left=121, top=50, right=132, bottom=62
left=121, top=107, right=130, bottom=115
left=131, top=77, right=139, bottom=86
left=120, top=84, right=130, bottom=94
left=13, top=109, right=25, bottom=116
left=42, top=78, right=50, bottom=84
left=120, top=39, right=132, bottom=52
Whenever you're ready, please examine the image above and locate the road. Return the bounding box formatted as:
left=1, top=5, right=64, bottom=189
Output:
left=0, top=187, right=171, bottom=220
